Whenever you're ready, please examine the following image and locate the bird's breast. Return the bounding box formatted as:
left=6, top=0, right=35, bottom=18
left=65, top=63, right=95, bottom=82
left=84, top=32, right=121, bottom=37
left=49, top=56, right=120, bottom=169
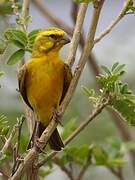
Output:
left=26, top=58, right=64, bottom=125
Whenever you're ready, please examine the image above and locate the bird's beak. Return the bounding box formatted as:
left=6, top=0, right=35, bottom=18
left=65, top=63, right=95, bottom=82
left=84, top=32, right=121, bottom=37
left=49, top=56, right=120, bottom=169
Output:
left=60, top=34, right=70, bottom=45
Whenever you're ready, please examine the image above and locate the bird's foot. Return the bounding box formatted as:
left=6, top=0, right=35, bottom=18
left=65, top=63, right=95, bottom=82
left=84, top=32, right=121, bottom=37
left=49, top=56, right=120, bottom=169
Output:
left=52, top=109, right=63, bottom=126
left=34, top=139, right=46, bottom=153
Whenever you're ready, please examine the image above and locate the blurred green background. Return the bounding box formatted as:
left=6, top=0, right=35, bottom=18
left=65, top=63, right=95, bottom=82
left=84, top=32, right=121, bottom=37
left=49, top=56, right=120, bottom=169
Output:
left=0, top=0, right=135, bottom=179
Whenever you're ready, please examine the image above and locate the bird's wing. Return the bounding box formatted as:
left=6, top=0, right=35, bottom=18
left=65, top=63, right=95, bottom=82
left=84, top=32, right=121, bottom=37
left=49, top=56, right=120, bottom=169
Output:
left=60, top=63, right=72, bottom=104
left=18, top=65, right=33, bottom=110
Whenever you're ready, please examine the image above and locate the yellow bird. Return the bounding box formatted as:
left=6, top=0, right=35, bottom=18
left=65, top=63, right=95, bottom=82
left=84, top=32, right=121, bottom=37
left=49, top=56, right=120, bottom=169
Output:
left=18, top=28, right=72, bottom=151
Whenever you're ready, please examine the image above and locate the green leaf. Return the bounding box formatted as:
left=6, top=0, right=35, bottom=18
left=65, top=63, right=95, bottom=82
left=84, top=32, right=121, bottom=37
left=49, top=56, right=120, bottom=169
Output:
left=112, top=64, right=125, bottom=74
left=111, top=62, right=119, bottom=71
left=93, top=146, right=108, bottom=165
left=1, top=126, right=10, bottom=136
left=128, top=6, right=135, bottom=11
left=4, top=29, right=27, bottom=47
left=112, top=99, right=135, bottom=125
left=101, top=65, right=111, bottom=75
left=12, top=40, right=25, bottom=49
left=39, top=166, right=52, bottom=178
left=28, top=29, right=41, bottom=51
left=81, top=85, right=95, bottom=97
left=120, top=84, right=129, bottom=94
left=7, top=49, right=25, bottom=65
left=107, top=159, right=126, bottom=167
left=0, top=2, right=21, bottom=15
left=0, top=114, right=7, bottom=122
left=0, top=114, right=9, bottom=136
left=103, top=139, right=123, bottom=159
left=0, top=71, right=4, bottom=77
left=0, top=39, right=7, bottom=54
left=28, top=29, right=41, bottom=39
left=62, top=145, right=91, bottom=165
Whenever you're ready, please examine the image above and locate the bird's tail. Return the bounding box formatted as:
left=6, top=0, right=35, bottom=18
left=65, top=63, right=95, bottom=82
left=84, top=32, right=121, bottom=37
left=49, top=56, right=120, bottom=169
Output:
left=38, top=122, right=64, bottom=151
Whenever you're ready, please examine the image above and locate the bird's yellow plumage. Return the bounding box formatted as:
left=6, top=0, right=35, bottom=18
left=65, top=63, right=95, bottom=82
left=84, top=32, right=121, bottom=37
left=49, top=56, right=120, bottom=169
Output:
left=18, top=28, right=72, bottom=151
left=26, top=54, right=64, bottom=125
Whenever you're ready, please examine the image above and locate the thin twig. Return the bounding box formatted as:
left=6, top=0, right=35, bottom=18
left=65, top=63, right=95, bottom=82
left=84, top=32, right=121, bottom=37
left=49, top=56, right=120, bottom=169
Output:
left=16, top=116, right=25, bottom=158
left=22, top=0, right=30, bottom=17
left=108, top=167, right=125, bottom=180
left=53, top=157, right=74, bottom=180
left=0, top=126, right=17, bottom=159
left=76, top=158, right=91, bottom=180
left=67, top=3, right=88, bottom=67
left=94, top=0, right=131, bottom=44
left=11, top=117, right=25, bottom=175
left=9, top=2, right=105, bottom=179
left=21, top=0, right=30, bottom=31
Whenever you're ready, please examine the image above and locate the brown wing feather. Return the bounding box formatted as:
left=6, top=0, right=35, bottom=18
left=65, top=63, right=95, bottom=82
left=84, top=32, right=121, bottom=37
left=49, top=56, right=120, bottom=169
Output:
left=60, top=63, right=72, bottom=104
left=18, top=66, right=33, bottom=110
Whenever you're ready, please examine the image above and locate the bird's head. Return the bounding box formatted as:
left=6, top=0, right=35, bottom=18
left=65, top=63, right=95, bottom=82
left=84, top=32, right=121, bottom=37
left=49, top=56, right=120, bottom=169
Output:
left=32, top=28, right=70, bottom=57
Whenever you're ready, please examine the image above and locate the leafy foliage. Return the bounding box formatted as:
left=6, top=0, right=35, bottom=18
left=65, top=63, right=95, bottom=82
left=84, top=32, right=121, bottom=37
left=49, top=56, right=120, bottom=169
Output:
left=0, top=1, right=21, bottom=15
left=0, top=70, right=4, bottom=77
left=0, top=39, right=7, bottom=54
left=56, top=138, right=132, bottom=172
left=92, top=139, right=128, bottom=167
left=0, top=114, right=10, bottom=136
left=126, top=0, right=135, bottom=14
left=39, top=166, right=52, bottom=179
left=7, top=49, right=25, bottom=65
left=3, top=28, right=41, bottom=64
left=82, top=62, right=135, bottom=125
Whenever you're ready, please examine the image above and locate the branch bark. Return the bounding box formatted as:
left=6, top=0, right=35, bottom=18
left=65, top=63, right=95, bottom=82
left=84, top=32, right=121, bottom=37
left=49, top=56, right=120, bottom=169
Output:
left=67, top=3, right=88, bottom=67
left=76, top=158, right=91, bottom=180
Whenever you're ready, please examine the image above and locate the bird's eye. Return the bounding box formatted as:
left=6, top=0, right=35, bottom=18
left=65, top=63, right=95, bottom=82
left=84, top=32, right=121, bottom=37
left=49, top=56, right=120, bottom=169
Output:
left=49, top=34, right=57, bottom=39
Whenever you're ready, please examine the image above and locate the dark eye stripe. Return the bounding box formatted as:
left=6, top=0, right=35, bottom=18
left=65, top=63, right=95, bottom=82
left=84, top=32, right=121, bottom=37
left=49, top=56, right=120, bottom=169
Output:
left=49, top=34, right=57, bottom=39
left=49, top=34, right=62, bottom=39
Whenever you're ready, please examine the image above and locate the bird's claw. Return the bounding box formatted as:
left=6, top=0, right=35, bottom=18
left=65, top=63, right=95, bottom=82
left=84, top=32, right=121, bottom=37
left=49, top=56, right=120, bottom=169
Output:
left=52, top=109, right=63, bottom=126
left=34, top=139, right=46, bottom=153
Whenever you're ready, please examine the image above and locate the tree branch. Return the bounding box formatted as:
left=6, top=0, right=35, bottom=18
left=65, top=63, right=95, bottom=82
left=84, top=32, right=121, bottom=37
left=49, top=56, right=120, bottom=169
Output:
left=22, top=0, right=30, bottom=17
left=9, top=2, right=105, bottom=179
left=76, top=158, right=91, bottom=180
left=12, top=117, right=24, bottom=175
left=108, top=167, right=125, bottom=180
left=67, top=3, right=88, bottom=67
left=94, top=0, right=131, bottom=44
